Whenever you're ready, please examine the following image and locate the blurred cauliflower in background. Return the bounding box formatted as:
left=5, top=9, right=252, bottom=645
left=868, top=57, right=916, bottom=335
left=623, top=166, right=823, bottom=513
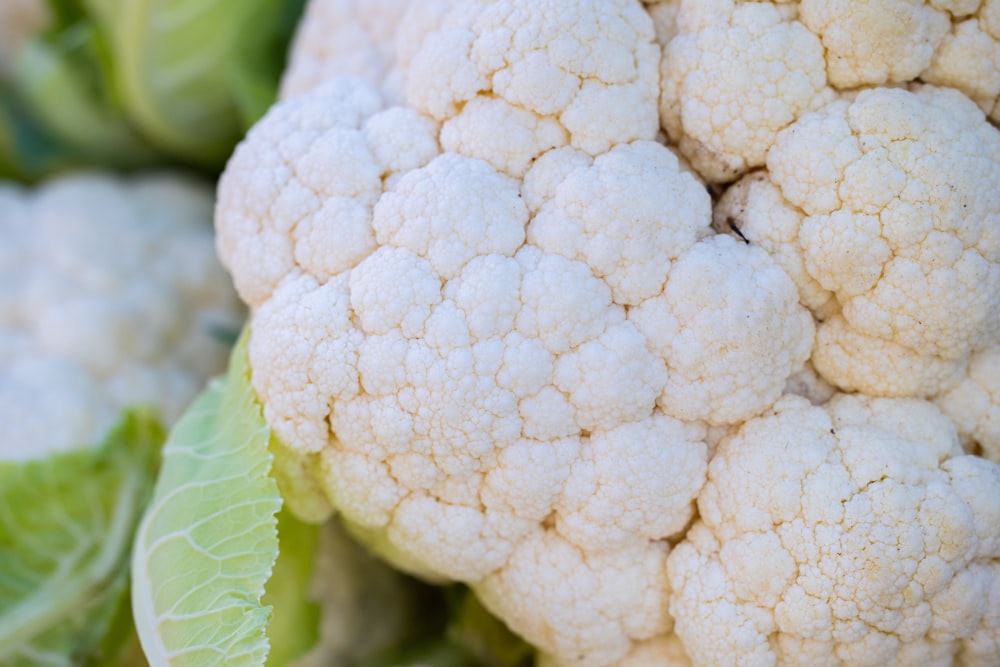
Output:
left=0, top=170, right=244, bottom=666
left=0, top=171, right=245, bottom=459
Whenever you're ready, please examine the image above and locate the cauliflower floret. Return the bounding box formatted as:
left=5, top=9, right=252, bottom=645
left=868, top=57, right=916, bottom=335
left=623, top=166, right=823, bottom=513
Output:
left=798, top=0, right=952, bottom=87
left=715, top=86, right=1000, bottom=398
left=215, top=55, right=815, bottom=662
left=406, top=0, right=661, bottom=158
left=669, top=393, right=1000, bottom=667
left=659, top=0, right=995, bottom=183
left=278, top=0, right=456, bottom=104
left=0, top=172, right=245, bottom=461
left=282, top=0, right=661, bottom=166
left=935, top=344, right=1000, bottom=463
left=659, top=0, right=834, bottom=182
left=630, top=234, right=814, bottom=425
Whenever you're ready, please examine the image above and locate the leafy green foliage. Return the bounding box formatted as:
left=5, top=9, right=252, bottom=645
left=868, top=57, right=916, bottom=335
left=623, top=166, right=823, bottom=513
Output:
left=0, top=410, right=163, bottom=666
left=2, top=0, right=304, bottom=180
left=131, top=333, right=282, bottom=667
left=261, top=511, right=320, bottom=667
left=356, top=586, right=535, bottom=667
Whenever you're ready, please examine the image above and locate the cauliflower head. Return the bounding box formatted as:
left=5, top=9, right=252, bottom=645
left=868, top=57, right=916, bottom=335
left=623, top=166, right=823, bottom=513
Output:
left=669, top=393, right=1000, bottom=667
left=714, top=86, right=1000, bottom=399
left=216, top=20, right=813, bottom=664
left=278, top=0, right=431, bottom=104
left=0, top=172, right=245, bottom=461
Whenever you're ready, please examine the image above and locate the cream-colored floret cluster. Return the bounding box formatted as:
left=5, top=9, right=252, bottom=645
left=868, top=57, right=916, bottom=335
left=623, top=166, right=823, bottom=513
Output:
left=217, top=3, right=817, bottom=664
left=0, top=172, right=244, bottom=461
left=217, top=74, right=815, bottom=666
left=278, top=0, right=470, bottom=107
left=715, top=86, right=1000, bottom=403
left=670, top=394, right=1000, bottom=667
left=224, top=0, right=1000, bottom=665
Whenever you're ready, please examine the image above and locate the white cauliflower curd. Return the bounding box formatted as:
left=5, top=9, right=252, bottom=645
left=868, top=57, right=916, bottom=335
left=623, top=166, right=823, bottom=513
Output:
left=658, top=0, right=1000, bottom=183
left=215, top=3, right=815, bottom=662
left=278, top=0, right=454, bottom=104
left=714, top=86, right=1000, bottom=399
left=206, top=0, right=1000, bottom=665
left=0, top=172, right=245, bottom=460
left=669, top=394, right=1000, bottom=667
left=934, top=344, right=1000, bottom=463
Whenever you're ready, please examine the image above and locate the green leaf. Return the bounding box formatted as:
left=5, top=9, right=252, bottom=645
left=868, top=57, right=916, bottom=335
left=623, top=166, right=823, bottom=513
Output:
left=0, top=409, right=164, bottom=666
left=0, top=84, right=74, bottom=181
left=261, top=511, right=320, bottom=667
left=13, top=32, right=158, bottom=168
left=131, top=331, right=282, bottom=667
left=84, top=0, right=305, bottom=167
left=444, top=589, right=534, bottom=667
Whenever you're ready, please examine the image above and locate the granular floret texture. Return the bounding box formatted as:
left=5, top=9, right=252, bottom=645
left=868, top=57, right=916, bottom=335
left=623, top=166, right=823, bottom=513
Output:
left=215, top=64, right=814, bottom=664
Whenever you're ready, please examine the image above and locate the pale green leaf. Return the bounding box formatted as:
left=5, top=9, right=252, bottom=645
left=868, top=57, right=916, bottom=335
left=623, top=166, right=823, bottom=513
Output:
left=261, top=511, right=320, bottom=667
left=0, top=410, right=163, bottom=666
left=131, top=334, right=282, bottom=667
left=86, top=0, right=304, bottom=166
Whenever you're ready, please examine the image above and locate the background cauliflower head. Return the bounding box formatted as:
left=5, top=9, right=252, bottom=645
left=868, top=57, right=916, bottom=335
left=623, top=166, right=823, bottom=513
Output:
left=669, top=394, right=1000, bottom=667
left=0, top=172, right=245, bottom=460
left=216, top=11, right=813, bottom=660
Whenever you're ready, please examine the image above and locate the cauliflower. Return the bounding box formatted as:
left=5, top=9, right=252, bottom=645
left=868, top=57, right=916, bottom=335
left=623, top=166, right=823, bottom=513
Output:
left=934, top=344, right=1000, bottom=463
left=214, top=1, right=816, bottom=659
left=914, top=0, right=1000, bottom=123
left=659, top=0, right=1000, bottom=183
left=714, top=86, right=1000, bottom=399
left=0, top=171, right=245, bottom=667
left=0, top=171, right=245, bottom=460
left=659, top=0, right=835, bottom=182
left=278, top=0, right=426, bottom=103
left=669, top=393, right=1000, bottom=667
left=107, top=1, right=999, bottom=666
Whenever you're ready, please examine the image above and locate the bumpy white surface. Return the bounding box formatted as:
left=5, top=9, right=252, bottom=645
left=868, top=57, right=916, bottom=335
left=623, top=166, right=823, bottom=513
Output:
left=278, top=0, right=443, bottom=103
left=216, top=53, right=815, bottom=665
left=658, top=0, right=999, bottom=183
left=669, top=394, right=1000, bottom=667
left=659, top=0, right=834, bottom=182
left=281, top=0, right=660, bottom=159
left=935, top=344, right=1000, bottom=463
left=0, top=172, right=245, bottom=461
left=715, top=86, right=1000, bottom=399
left=913, top=0, right=1000, bottom=123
